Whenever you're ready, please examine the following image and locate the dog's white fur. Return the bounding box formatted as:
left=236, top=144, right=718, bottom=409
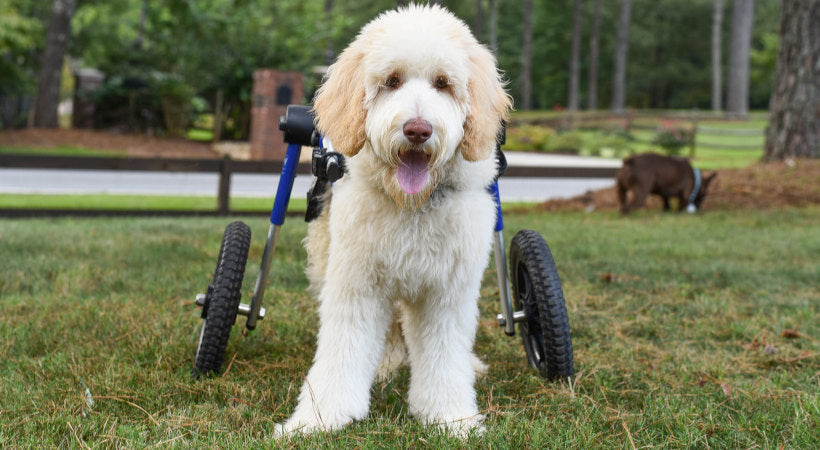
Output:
left=277, top=4, right=511, bottom=438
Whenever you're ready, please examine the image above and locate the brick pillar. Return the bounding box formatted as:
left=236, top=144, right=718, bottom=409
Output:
left=72, top=68, right=104, bottom=129
left=250, top=70, right=304, bottom=160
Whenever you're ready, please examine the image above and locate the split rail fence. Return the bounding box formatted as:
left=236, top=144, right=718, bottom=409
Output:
left=0, top=154, right=618, bottom=217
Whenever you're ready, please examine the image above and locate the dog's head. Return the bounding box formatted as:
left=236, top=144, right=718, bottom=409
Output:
left=313, top=4, right=512, bottom=208
left=692, top=171, right=717, bottom=209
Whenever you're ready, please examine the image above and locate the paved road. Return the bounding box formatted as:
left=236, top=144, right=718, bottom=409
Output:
left=0, top=153, right=621, bottom=203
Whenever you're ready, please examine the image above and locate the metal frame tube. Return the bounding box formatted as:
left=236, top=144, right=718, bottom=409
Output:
left=246, top=224, right=279, bottom=329
left=493, top=230, right=516, bottom=336
left=488, top=180, right=516, bottom=336
left=246, top=143, right=302, bottom=329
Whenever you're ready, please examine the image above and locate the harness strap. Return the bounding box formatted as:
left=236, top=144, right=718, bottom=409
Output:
left=688, top=167, right=702, bottom=206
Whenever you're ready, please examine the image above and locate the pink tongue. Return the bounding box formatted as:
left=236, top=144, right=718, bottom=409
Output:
left=396, top=151, right=429, bottom=194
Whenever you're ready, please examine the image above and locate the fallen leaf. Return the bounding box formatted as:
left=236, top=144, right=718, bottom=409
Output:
left=743, top=339, right=761, bottom=350
left=781, top=329, right=801, bottom=339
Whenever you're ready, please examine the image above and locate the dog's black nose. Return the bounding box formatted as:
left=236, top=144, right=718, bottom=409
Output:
left=403, top=118, right=432, bottom=144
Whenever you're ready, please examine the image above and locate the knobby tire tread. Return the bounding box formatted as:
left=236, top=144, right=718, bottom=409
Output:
left=510, top=229, right=574, bottom=380
left=193, top=221, right=251, bottom=377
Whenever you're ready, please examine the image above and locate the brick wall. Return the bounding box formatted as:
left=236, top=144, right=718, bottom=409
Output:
left=250, top=70, right=305, bottom=160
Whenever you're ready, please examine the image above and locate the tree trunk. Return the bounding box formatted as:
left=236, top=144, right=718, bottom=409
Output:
left=568, top=0, right=583, bottom=112
left=611, top=0, right=632, bottom=113
left=474, top=0, right=485, bottom=42
left=711, top=0, right=725, bottom=111
left=521, top=0, right=533, bottom=110
left=135, top=0, right=147, bottom=50
left=726, top=0, right=755, bottom=118
left=33, top=0, right=77, bottom=128
left=764, top=0, right=820, bottom=160
left=324, top=0, right=335, bottom=64
left=490, top=0, right=498, bottom=53
left=587, top=0, right=602, bottom=110
left=489, top=0, right=498, bottom=52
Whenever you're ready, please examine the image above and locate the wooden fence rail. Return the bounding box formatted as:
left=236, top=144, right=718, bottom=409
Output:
left=0, top=154, right=619, bottom=216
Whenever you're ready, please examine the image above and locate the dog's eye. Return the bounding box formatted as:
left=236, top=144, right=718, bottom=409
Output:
left=434, top=76, right=450, bottom=90
left=385, top=75, right=401, bottom=89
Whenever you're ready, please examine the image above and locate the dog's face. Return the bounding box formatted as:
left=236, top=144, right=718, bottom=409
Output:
left=313, top=4, right=511, bottom=208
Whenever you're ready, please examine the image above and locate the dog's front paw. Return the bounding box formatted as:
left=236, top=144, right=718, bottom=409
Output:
left=273, top=417, right=329, bottom=440
left=274, top=407, right=357, bottom=439
left=273, top=420, right=315, bottom=440
left=432, top=413, right=486, bottom=439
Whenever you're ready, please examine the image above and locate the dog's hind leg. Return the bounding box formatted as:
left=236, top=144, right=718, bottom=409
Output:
left=616, top=182, right=629, bottom=214
left=628, top=186, right=650, bottom=213
left=377, top=309, right=407, bottom=380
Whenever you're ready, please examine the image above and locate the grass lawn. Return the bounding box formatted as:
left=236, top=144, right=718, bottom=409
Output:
left=0, top=193, right=302, bottom=214
left=1, top=207, right=817, bottom=447
left=0, top=145, right=124, bottom=157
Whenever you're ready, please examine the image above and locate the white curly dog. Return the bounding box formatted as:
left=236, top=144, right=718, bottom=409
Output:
left=277, top=3, right=511, bottom=437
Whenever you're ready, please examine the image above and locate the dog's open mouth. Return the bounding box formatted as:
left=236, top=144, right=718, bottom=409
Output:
left=396, top=148, right=431, bottom=195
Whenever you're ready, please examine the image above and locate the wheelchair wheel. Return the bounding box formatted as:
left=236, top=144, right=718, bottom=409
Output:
left=193, top=221, right=251, bottom=377
left=509, top=229, right=574, bottom=380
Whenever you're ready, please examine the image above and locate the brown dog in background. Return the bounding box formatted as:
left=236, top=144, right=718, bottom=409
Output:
left=616, top=153, right=716, bottom=214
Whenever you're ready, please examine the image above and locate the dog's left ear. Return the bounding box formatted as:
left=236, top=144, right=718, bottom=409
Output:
left=312, top=43, right=367, bottom=157
left=460, top=45, right=513, bottom=162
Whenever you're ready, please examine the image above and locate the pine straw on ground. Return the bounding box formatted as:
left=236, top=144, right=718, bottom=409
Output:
left=538, top=159, right=820, bottom=212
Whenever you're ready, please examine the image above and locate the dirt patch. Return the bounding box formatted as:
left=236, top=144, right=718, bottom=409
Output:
left=538, top=159, right=820, bottom=212
left=0, top=128, right=219, bottom=159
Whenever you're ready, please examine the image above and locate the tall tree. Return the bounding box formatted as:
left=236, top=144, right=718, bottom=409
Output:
left=764, top=0, right=820, bottom=160
left=611, top=0, right=632, bottom=113
left=567, top=0, right=583, bottom=112
left=324, top=0, right=335, bottom=64
left=474, top=0, right=484, bottom=42
left=726, top=0, right=755, bottom=117
left=488, top=0, right=498, bottom=52
left=587, top=0, right=602, bottom=110
left=711, top=0, right=725, bottom=111
left=521, top=0, right=533, bottom=110
left=32, top=0, right=77, bottom=128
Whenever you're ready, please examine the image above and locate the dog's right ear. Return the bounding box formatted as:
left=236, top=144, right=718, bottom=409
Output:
left=460, top=44, right=513, bottom=162
left=312, top=45, right=367, bottom=157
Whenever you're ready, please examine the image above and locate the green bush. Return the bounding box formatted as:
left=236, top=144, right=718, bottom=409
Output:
left=504, top=125, right=554, bottom=151
left=581, top=131, right=635, bottom=158
left=652, top=120, right=693, bottom=155
left=546, top=131, right=584, bottom=154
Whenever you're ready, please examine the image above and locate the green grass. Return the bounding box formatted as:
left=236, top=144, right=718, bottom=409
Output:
left=0, top=145, right=125, bottom=157
left=0, top=193, right=305, bottom=213
left=186, top=128, right=214, bottom=142
left=1, top=207, right=818, bottom=447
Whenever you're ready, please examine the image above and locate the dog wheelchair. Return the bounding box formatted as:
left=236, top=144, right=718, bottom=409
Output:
left=193, top=105, right=574, bottom=381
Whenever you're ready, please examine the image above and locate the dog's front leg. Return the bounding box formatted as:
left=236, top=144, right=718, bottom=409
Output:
left=401, top=298, right=484, bottom=437
left=277, top=295, right=392, bottom=437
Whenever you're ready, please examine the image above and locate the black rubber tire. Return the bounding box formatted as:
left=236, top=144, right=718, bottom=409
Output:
left=509, top=229, right=574, bottom=380
left=193, top=221, right=251, bottom=377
